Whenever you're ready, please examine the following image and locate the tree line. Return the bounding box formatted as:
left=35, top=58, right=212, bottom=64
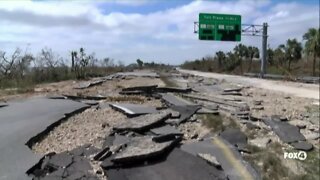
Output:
left=181, top=28, right=319, bottom=76
left=0, top=47, right=125, bottom=89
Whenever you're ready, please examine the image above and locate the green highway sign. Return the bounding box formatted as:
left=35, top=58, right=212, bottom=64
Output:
left=198, top=13, right=241, bottom=41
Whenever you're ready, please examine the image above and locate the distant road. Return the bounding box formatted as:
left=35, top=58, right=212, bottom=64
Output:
left=178, top=69, right=320, bottom=100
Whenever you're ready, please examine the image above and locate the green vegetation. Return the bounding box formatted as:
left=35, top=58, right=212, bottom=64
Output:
left=181, top=28, right=320, bottom=77
left=200, top=114, right=238, bottom=133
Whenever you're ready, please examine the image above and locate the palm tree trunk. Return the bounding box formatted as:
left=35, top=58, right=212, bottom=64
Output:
left=288, top=60, right=291, bottom=72
left=248, top=57, right=253, bottom=72
left=313, top=53, right=316, bottom=76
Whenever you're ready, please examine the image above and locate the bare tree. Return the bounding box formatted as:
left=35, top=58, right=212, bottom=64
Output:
left=0, top=48, right=21, bottom=77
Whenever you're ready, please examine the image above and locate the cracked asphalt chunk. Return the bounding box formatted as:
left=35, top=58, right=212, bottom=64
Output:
left=113, top=110, right=171, bottom=132
left=112, top=136, right=179, bottom=164
left=107, top=148, right=227, bottom=180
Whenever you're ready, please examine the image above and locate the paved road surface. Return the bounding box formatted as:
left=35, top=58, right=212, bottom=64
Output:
left=179, top=69, right=319, bottom=100
left=0, top=97, right=87, bottom=180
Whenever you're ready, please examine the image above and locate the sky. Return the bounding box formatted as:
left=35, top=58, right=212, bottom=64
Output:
left=0, top=0, right=319, bottom=65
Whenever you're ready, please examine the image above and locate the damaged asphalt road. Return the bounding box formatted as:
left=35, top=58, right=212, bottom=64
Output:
left=1, top=70, right=318, bottom=180
left=0, top=97, right=88, bottom=180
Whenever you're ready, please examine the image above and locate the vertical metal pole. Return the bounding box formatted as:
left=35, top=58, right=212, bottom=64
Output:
left=261, top=22, right=268, bottom=78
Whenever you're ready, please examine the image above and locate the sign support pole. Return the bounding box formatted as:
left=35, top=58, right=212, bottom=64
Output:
left=261, top=22, right=268, bottom=78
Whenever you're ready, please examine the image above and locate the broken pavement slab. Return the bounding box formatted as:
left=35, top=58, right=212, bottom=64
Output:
left=0, top=97, right=89, bottom=180
left=0, top=102, right=8, bottom=108
left=223, top=87, right=242, bottom=92
left=161, top=93, right=194, bottom=106
left=170, top=105, right=201, bottom=124
left=74, top=79, right=105, bottom=89
left=113, top=110, right=171, bottom=132
left=106, top=148, right=227, bottom=180
left=181, top=137, right=261, bottom=180
left=111, top=136, right=179, bottom=164
left=29, top=151, right=97, bottom=180
left=122, top=85, right=158, bottom=93
left=156, top=87, right=192, bottom=93
left=249, top=137, right=271, bottom=148
left=150, top=124, right=182, bottom=136
left=262, top=117, right=306, bottom=143
left=115, top=72, right=160, bottom=78
left=290, top=141, right=313, bottom=151
left=109, top=103, right=158, bottom=117
left=219, top=128, right=248, bottom=147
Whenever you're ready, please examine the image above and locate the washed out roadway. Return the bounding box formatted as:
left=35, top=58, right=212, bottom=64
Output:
left=0, top=97, right=88, bottom=180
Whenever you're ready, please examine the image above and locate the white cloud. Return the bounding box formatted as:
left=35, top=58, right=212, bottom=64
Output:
left=0, top=0, right=318, bottom=65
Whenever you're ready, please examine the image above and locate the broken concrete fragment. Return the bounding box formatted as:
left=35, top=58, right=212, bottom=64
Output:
left=112, top=136, right=179, bottom=164
left=46, top=95, right=67, bottom=100
left=262, top=117, right=306, bottom=143
left=122, top=85, right=158, bottom=93
left=253, top=100, right=262, bottom=106
left=221, top=92, right=242, bottom=96
left=156, top=87, right=192, bottom=93
left=74, top=79, right=105, bottom=89
left=170, top=105, right=201, bottom=124
left=63, top=94, right=107, bottom=100
left=197, top=107, right=219, bottom=115
left=252, top=106, right=264, bottom=110
left=219, top=129, right=247, bottom=146
left=109, top=103, right=158, bottom=117
left=47, top=152, right=73, bottom=168
left=113, top=134, right=131, bottom=146
left=115, top=72, right=159, bottom=78
left=93, top=147, right=112, bottom=161
left=81, top=100, right=99, bottom=106
left=167, top=109, right=181, bottom=118
left=165, top=118, right=181, bottom=125
left=181, top=137, right=261, bottom=180
left=249, top=115, right=260, bottom=121
left=249, top=138, right=271, bottom=148
left=289, top=120, right=308, bottom=129
left=290, top=141, right=313, bottom=151
left=106, top=148, right=227, bottom=180
left=113, top=110, right=171, bottom=132
left=304, top=132, right=320, bottom=140
left=223, top=88, right=242, bottom=92
left=119, top=90, right=146, bottom=95
left=161, top=93, right=193, bottom=106
left=183, top=94, right=249, bottom=111
left=197, top=153, right=221, bottom=168
left=0, top=102, right=8, bottom=108
left=150, top=125, right=182, bottom=136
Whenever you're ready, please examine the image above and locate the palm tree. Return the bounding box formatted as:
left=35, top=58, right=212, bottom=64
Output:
left=234, top=44, right=248, bottom=74
left=215, top=51, right=226, bottom=70
left=247, top=46, right=259, bottom=72
left=303, top=28, right=320, bottom=76
left=274, top=44, right=286, bottom=67
left=284, top=39, right=302, bottom=72
left=267, top=47, right=274, bottom=66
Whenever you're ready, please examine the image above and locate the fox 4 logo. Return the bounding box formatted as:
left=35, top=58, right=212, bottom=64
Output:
left=284, top=151, right=307, bottom=160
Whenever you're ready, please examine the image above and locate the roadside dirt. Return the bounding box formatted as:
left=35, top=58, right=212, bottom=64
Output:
left=178, top=69, right=319, bottom=100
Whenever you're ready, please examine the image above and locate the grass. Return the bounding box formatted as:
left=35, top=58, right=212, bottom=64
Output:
left=244, top=141, right=320, bottom=180
left=295, top=149, right=320, bottom=180
left=200, top=114, right=239, bottom=133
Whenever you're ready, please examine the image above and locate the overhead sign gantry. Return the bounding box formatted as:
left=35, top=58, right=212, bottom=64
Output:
left=194, top=13, right=268, bottom=78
